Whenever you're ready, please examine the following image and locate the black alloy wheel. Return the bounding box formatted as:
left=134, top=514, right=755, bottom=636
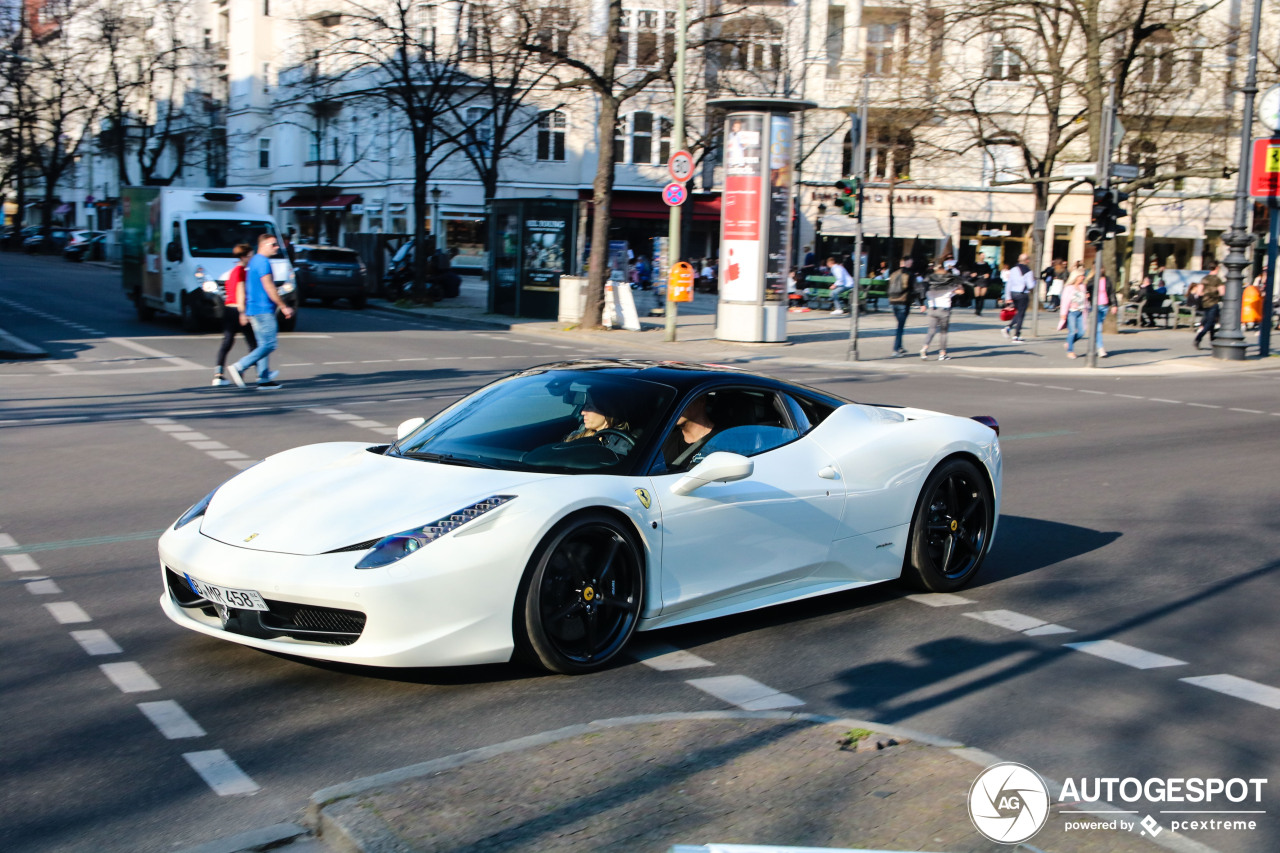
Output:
left=517, top=512, right=643, bottom=674
left=903, top=458, right=992, bottom=592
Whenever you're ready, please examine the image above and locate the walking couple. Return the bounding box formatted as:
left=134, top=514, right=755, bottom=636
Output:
left=214, top=232, right=294, bottom=390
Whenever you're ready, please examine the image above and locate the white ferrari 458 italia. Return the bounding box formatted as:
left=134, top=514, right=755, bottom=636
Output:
left=160, top=360, right=1001, bottom=674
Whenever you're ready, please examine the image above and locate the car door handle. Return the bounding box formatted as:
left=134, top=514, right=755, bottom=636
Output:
left=818, top=466, right=839, bottom=480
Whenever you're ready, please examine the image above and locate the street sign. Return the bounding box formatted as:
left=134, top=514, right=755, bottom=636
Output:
left=1062, top=163, right=1098, bottom=178
left=668, top=150, right=694, bottom=183
left=1251, top=137, right=1280, bottom=198
left=1110, top=163, right=1140, bottom=180
left=662, top=182, right=687, bottom=206
left=668, top=261, right=695, bottom=302
left=1258, top=85, right=1280, bottom=133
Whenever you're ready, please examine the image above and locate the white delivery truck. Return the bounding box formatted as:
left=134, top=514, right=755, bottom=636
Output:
left=121, top=187, right=298, bottom=331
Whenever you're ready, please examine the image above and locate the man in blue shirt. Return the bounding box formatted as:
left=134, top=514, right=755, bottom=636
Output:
left=226, top=233, right=294, bottom=390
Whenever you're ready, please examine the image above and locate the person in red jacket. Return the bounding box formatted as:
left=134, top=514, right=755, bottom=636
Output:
left=212, top=244, right=258, bottom=386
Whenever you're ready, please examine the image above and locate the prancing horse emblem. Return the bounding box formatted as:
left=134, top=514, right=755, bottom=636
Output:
left=634, top=488, right=652, bottom=509
left=244, top=532, right=260, bottom=542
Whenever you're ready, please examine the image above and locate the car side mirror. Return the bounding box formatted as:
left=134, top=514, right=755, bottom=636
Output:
left=165, top=241, right=182, bottom=262
left=396, top=417, right=426, bottom=440
left=670, top=452, right=754, bottom=496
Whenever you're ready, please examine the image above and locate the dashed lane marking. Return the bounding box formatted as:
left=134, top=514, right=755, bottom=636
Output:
left=99, top=661, right=162, bottom=693
left=70, top=629, right=123, bottom=655
left=145, top=417, right=254, bottom=470
left=1063, top=640, right=1187, bottom=670
left=309, top=407, right=398, bottom=436
left=23, top=577, right=61, bottom=595
left=139, top=701, right=208, bottom=740
left=905, top=593, right=974, bottom=607
left=44, top=601, right=92, bottom=624
left=633, top=644, right=715, bottom=671
left=686, top=675, right=805, bottom=711
left=1181, top=675, right=1280, bottom=710
left=182, top=750, right=260, bottom=796
left=4, top=551, right=40, bottom=572
left=964, top=609, right=1075, bottom=635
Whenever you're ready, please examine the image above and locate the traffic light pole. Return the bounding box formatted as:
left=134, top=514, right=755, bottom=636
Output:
left=846, top=79, right=868, bottom=362
left=1087, top=91, right=1116, bottom=369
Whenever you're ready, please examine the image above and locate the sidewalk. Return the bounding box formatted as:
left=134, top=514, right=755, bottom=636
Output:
left=189, top=711, right=1216, bottom=853
left=371, top=277, right=1278, bottom=377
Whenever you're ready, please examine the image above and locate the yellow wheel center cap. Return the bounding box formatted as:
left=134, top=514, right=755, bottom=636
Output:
left=583, top=587, right=595, bottom=602
left=950, top=520, right=958, bottom=532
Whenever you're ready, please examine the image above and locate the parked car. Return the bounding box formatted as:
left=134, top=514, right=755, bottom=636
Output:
left=292, top=244, right=368, bottom=308
left=63, top=230, right=107, bottom=262
left=23, top=228, right=72, bottom=254
left=3, top=225, right=42, bottom=251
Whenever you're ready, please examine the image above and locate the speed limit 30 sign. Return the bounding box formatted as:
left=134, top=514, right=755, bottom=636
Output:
left=668, top=150, right=694, bottom=183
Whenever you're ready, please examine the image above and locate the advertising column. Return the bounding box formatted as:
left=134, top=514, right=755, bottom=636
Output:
left=712, top=98, right=812, bottom=342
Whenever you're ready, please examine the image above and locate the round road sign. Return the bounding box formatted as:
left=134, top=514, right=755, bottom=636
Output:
left=668, top=150, right=694, bottom=183
left=662, top=182, right=687, bottom=206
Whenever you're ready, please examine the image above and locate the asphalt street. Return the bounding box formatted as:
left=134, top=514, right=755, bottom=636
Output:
left=3, top=253, right=1280, bottom=853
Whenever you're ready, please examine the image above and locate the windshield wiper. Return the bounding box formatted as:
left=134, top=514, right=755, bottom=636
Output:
left=401, top=451, right=497, bottom=469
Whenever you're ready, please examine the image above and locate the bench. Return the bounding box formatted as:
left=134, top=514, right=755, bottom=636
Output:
left=1121, top=296, right=1174, bottom=328
left=796, top=276, right=884, bottom=312
left=1172, top=297, right=1199, bottom=330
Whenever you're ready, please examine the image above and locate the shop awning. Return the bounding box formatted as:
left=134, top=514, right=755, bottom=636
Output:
left=585, top=190, right=722, bottom=222
left=54, top=203, right=73, bottom=215
left=1145, top=222, right=1201, bottom=240
left=278, top=194, right=362, bottom=211
left=820, top=214, right=949, bottom=239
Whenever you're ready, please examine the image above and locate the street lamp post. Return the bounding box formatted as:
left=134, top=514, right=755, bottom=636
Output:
left=1213, top=0, right=1265, bottom=361
left=815, top=202, right=826, bottom=259
left=431, top=185, right=442, bottom=253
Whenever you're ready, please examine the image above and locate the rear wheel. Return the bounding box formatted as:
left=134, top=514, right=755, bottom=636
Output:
left=515, top=512, right=643, bottom=674
left=902, top=458, right=992, bottom=592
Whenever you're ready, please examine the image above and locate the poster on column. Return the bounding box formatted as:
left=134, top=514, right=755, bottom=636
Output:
left=765, top=115, right=794, bottom=302
left=721, top=113, right=763, bottom=302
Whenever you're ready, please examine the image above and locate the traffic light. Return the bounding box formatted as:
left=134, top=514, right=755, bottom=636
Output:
left=1087, top=187, right=1109, bottom=243
left=1086, top=186, right=1131, bottom=243
left=834, top=177, right=861, bottom=217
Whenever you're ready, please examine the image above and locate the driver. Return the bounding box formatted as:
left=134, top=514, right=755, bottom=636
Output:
left=564, top=392, right=634, bottom=453
left=662, top=394, right=717, bottom=471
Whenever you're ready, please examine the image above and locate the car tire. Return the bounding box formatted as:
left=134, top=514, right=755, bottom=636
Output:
left=514, top=512, right=644, bottom=675
left=902, top=457, right=992, bottom=593
left=180, top=295, right=200, bottom=333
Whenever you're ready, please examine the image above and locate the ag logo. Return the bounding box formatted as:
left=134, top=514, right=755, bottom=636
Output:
left=968, top=762, right=1050, bottom=844
left=244, top=532, right=259, bottom=543
left=634, top=488, right=652, bottom=509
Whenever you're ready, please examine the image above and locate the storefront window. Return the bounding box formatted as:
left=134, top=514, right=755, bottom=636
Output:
left=446, top=218, right=488, bottom=267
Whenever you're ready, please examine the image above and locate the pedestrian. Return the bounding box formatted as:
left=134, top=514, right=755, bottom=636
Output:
left=1003, top=252, right=1036, bottom=341
left=636, top=255, right=653, bottom=290
left=225, top=233, right=293, bottom=391
left=802, top=245, right=816, bottom=268
left=887, top=256, right=915, bottom=355
left=919, top=261, right=964, bottom=360
left=827, top=254, right=856, bottom=315
left=969, top=257, right=992, bottom=315
left=1092, top=266, right=1114, bottom=357
left=1060, top=263, right=1088, bottom=359
left=1191, top=263, right=1225, bottom=350
left=212, top=243, right=258, bottom=386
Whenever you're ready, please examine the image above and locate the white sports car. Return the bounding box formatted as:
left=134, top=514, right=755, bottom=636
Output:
left=160, top=360, right=1001, bottom=674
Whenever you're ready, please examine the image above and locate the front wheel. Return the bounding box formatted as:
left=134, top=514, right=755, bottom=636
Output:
left=515, top=512, right=644, bottom=674
left=902, top=458, right=993, bottom=592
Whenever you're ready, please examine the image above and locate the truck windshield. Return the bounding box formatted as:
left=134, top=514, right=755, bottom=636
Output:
left=185, top=220, right=277, bottom=258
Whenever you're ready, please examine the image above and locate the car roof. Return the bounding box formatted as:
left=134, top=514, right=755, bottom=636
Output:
left=512, top=359, right=850, bottom=403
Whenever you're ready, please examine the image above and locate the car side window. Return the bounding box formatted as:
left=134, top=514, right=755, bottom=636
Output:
left=656, top=388, right=799, bottom=474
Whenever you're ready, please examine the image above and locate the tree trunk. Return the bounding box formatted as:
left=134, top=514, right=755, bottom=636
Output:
left=582, top=94, right=620, bottom=330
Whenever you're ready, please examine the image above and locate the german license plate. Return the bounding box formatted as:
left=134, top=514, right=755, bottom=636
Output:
left=184, top=574, right=268, bottom=611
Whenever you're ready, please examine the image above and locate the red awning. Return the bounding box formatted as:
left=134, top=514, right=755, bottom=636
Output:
left=581, top=190, right=721, bottom=222
left=279, top=194, right=362, bottom=210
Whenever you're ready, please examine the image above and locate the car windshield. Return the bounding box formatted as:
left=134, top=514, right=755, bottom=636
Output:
left=302, top=249, right=358, bottom=264
left=185, top=220, right=277, bottom=258
left=392, top=369, right=678, bottom=475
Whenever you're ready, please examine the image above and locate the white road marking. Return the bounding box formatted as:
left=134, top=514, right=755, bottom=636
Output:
left=45, top=601, right=92, bottom=624
left=4, top=552, right=41, bottom=572
left=633, top=645, right=715, bottom=671
left=138, top=701, right=207, bottom=739
left=1114, top=394, right=1145, bottom=399
left=1078, top=389, right=1106, bottom=395
left=153, top=423, right=192, bottom=431
left=107, top=337, right=205, bottom=370
left=207, top=450, right=249, bottom=460
left=24, top=577, right=61, bottom=595
left=183, top=750, right=260, bottom=795
left=327, top=413, right=362, bottom=420
left=99, top=661, right=161, bottom=693
left=965, top=609, right=1049, bottom=632
left=142, top=417, right=177, bottom=424
left=1044, top=385, right=1073, bottom=391
left=687, top=675, right=805, bottom=710
left=1230, top=408, right=1264, bottom=414
left=1024, top=624, right=1076, bottom=636
left=70, top=629, right=123, bottom=655
left=1148, top=398, right=1183, bottom=404
left=1064, top=640, right=1187, bottom=669
left=1181, top=675, right=1280, bottom=710
left=351, top=420, right=383, bottom=428
left=0, top=533, right=16, bottom=548
left=227, top=459, right=258, bottom=470
left=189, top=441, right=228, bottom=450
left=170, top=432, right=211, bottom=441
left=906, top=593, right=974, bottom=607
left=309, top=408, right=341, bottom=414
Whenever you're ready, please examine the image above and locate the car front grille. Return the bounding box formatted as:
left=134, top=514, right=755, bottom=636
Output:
left=165, top=567, right=366, bottom=646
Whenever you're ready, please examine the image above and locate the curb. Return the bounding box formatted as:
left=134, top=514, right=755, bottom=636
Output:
left=0, top=327, right=49, bottom=359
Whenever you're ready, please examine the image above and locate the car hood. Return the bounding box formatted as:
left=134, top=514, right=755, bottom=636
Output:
left=199, top=442, right=554, bottom=555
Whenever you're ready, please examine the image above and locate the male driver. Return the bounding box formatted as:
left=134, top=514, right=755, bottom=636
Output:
left=226, top=233, right=293, bottom=391
left=1004, top=253, right=1036, bottom=342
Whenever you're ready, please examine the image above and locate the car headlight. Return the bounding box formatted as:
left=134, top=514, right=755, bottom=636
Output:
left=276, top=281, right=295, bottom=295
left=194, top=265, right=207, bottom=282
left=202, top=280, right=221, bottom=293
left=175, top=487, right=218, bottom=529
left=354, top=495, right=516, bottom=569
